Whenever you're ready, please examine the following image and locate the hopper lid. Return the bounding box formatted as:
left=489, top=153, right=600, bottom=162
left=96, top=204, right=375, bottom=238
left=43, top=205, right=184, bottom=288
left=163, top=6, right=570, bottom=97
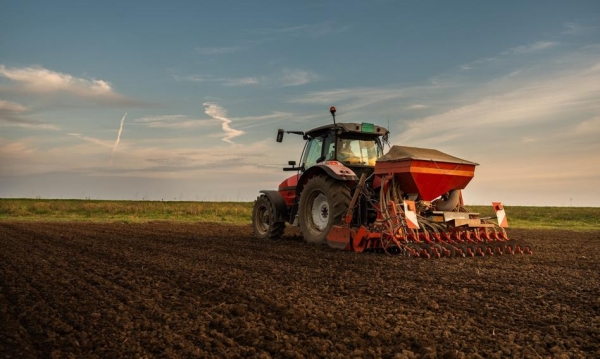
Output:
left=378, top=145, right=479, bottom=166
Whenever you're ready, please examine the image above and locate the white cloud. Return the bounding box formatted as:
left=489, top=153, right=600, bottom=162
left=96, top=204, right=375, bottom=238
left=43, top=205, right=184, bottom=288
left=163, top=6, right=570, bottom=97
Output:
left=0, top=65, right=144, bottom=106
left=1, top=65, right=111, bottom=95
left=203, top=102, right=244, bottom=144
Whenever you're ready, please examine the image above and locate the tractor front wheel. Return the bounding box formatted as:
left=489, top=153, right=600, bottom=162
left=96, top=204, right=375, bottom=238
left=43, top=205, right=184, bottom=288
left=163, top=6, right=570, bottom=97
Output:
left=252, top=195, right=285, bottom=240
left=299, top=175, right=351, bottom=244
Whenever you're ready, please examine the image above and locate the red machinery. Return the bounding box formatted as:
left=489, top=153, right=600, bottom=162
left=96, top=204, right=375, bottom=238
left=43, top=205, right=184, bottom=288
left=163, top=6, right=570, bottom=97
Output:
left=252, top=107, right=532, bottom=258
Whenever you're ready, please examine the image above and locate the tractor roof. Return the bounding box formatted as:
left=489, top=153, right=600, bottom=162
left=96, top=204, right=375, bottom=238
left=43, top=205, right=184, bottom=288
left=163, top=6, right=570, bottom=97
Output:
left=305, top=122, right=389, bottom=138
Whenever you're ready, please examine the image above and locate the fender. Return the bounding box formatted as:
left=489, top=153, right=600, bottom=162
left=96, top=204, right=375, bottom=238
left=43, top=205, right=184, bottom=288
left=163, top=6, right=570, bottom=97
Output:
left=296, top=161, right=358, bottom=195
left=259, top=190, right=288, bottom=222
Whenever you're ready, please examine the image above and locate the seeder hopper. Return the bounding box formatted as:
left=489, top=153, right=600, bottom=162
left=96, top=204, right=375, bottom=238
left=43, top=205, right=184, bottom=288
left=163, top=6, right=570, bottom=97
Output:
left=252, top=107, right=532, bottom=258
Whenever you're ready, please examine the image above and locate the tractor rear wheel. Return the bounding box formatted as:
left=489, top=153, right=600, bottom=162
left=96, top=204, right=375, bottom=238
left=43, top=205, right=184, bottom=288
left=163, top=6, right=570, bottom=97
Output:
left=252, top=195, right=285, bottom=240
left=299, top=175, right=351, bottom=244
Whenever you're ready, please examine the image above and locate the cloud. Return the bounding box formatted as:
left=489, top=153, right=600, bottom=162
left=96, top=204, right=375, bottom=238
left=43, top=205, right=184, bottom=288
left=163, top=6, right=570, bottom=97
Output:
left=0, top=65, right=147, bottom=106
left=562, top=22, right=598, bottom=35
left=173, top=75, right=208, bottom=82
left=0, top=99, right=59, bottom=130
left=460, top=41, right=558, bottom=71
left=203, top=102, right=244, bottom=144
left=258, top=22, right=350, bottom=37
left=195, top=46, right=244, bottom=55
left=134, top=114, right=217, bottom=129
left=280, top=69, right=319, bottom=86
left=174, top=74, right=259, bottom=86
left=502, top=41, right=557, bottom=55
left=398, top=60, right=600, bottom=147
left=223, top=77, right=259, bottom=86
left=289, top=86, right=431, bottom=111
left=406, top=104, right=427, bottom=110
left=175, top=69, right=318, bottom=87
left=233, top=111, right=293, bottom=122
left=68, top=133, right=113, bottom=148
left=0, top=99, right=26, bottom=113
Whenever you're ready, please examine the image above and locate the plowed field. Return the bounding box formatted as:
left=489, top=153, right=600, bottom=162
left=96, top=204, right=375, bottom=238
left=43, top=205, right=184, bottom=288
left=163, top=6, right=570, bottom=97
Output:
left=1, top=222, right=599, bottom=358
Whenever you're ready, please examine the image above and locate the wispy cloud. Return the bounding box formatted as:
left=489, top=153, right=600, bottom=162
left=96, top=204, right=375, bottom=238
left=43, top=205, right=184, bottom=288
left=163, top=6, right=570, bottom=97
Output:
left=0, top=99, right=59, bottom=130
left=203, top=102, right=244, bottom=144
left=399, top=60, right=600, bottom=146
left=223, top=77, right=259, bottom=86
left=288, top=86, right=439, bottom=114
left=562, top=22, right=598, bottom=35
left=195, top=46, right=244, bottom=55
left=134, top=114, right=217, bottom=129
left=175, top=69, right=318, bottom=87
left=502, top=41, right=557, bottom=55
left=280, top=69, right=319, bottom=86
left=406, top=104, right=427, bottom=110
left=174, top=74, right=260, bottom=86
left=0, top=99, right=27, bottom=113
left=460, top=41, right=558, bottom=71
left=258, top=22, right=350, bottom=37
left=68, top=133, right=113, bottom=148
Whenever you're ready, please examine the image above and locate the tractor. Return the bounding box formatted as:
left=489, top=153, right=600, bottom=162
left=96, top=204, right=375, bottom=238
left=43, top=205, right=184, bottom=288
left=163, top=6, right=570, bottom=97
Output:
left=252, top=107, right=531, bottom=258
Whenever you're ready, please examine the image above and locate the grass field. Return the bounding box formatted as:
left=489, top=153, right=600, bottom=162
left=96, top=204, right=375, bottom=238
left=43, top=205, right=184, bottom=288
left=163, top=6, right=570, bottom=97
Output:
left=0, top=198, right=598, bottom=231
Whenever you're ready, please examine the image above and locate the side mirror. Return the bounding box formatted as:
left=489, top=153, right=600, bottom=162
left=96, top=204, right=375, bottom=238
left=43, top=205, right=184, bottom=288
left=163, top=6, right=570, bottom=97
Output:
left=276, top=129, right=284, bottom=142
left=283, top=160, right=300, bottom=172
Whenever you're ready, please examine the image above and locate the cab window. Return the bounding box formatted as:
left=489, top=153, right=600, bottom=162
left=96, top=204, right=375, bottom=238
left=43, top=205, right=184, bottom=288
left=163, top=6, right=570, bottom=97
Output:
left=338, top=138, right=381, bottom=166
left=303, top=137, right=324, bottom=169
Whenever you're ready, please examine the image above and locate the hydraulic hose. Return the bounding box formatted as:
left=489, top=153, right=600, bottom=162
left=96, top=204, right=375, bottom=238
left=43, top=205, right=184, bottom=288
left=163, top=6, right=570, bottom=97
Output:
left=435, top=190, right=460, bottom=211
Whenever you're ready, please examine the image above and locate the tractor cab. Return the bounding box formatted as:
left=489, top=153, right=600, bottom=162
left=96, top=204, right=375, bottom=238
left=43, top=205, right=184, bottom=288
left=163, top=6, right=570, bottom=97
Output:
left=277, top=107, right=389, bottom=179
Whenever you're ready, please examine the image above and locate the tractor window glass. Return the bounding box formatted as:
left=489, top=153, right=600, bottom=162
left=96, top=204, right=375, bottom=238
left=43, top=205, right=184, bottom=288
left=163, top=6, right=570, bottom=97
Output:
left=303, top=137, right=324, bottom=169
left=324, top=136, right=335, bottom=161
left=338, top=139, right=381, bottom=166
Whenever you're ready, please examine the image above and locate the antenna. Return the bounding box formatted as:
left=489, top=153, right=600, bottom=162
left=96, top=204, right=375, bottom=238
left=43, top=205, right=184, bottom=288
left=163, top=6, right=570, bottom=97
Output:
left=330, top=106, right=336, bottom=125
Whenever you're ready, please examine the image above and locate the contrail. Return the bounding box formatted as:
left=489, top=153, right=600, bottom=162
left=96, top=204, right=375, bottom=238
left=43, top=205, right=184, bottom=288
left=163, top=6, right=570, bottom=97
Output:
left=203, top=102, right=244, bottom=144
left=109, top=112, right=127, bottom=166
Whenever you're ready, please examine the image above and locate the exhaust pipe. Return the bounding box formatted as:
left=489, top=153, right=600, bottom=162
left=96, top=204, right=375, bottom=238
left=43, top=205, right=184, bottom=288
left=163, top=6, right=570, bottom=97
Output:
left=435, top=190, right=460, bottom=211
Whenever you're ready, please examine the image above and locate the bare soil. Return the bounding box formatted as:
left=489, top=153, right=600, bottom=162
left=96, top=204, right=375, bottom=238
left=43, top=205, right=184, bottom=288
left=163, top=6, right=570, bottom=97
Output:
left=1, top=222, right=599, bottom=358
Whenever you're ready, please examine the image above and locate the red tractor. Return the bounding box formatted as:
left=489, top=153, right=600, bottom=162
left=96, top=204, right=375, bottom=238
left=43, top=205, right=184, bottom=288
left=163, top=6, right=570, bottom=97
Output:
left=252, top=107, right=531, bottom=258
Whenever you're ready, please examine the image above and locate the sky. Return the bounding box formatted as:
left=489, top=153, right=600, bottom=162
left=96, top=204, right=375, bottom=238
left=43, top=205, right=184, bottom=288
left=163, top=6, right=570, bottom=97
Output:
left=1, top=1, right=599, bottom=206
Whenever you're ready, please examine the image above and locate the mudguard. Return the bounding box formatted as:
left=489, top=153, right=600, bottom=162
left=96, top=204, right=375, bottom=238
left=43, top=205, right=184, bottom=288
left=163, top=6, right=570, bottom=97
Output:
left=259, top=190, right=288, bottom=222
left=296, top=161, right=358, bottom=195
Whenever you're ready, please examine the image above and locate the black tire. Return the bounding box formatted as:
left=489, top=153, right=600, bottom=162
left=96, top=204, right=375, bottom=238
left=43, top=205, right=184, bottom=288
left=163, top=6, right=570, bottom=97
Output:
left=252, top=195, right=285, bottom=240
left=298, top=175, right=351, bottom=244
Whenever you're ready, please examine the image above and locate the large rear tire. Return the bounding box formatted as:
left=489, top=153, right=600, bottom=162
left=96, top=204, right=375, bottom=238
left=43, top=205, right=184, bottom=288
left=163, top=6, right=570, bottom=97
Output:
left=299, top=175, right=351, bottom=244
left=252, top=195, right=285, bottom=240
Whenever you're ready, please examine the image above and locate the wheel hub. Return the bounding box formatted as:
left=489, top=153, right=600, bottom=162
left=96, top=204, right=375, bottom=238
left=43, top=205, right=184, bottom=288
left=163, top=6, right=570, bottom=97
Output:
left=311, top=193, right=329, bottom=231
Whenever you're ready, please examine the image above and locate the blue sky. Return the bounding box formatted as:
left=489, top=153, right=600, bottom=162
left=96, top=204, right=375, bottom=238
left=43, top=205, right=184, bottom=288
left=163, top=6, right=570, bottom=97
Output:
left=1, top=1, right=599, bottom=206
